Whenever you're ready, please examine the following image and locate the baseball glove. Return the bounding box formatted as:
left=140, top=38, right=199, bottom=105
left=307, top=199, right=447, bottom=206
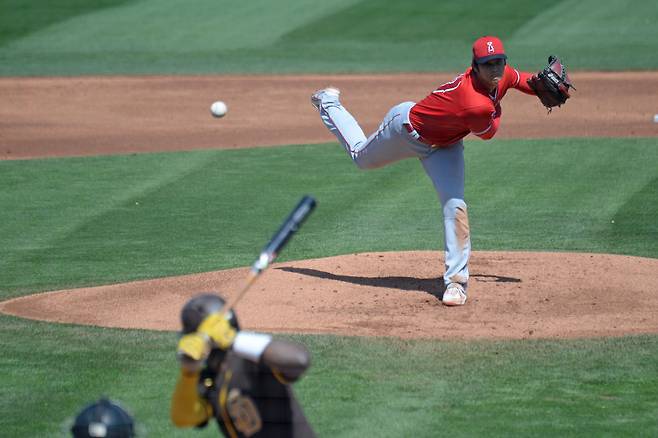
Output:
left=527, top=55, right=575, bottom=111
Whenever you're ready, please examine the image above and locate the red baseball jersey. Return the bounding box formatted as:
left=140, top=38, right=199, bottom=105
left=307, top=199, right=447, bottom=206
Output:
left=409, top=65, right=535, bottom=147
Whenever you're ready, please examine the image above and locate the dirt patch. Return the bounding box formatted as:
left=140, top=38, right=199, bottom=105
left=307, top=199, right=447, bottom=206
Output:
left=1, top=73, right=657, bottom=339
left=2, top=251, right=657, bottom=340
left=1, top=72, right=657, bottom=160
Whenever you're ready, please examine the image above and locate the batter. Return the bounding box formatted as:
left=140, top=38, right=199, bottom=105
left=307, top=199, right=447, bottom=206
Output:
left=311, top=36, right=537, bottom=306
left=171, top=294, right=315, bottom=437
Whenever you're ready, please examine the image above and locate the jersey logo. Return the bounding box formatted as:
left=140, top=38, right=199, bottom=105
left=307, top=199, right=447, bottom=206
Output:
left=432, top=74, right=463, bottom=94
left=487, top=41, right=495, bottom=53
left=227, top=389, right=262, bottom=437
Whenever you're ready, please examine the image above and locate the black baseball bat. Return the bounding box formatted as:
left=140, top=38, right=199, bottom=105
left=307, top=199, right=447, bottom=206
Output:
left=223, top=195, right=317, bottom=314
left=251, top=195, right=317, bottom=274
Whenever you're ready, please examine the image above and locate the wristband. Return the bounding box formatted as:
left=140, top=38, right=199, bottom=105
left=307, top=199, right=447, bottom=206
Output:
left=233, top=332, right=272, bottom=362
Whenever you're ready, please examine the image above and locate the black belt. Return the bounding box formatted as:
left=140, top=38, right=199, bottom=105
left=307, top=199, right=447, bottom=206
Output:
left=403, top=123, right=433, bottom=146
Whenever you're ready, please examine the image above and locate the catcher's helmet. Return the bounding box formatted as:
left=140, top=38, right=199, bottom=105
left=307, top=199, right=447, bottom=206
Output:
left=70, top=398, right=134, bottom=438
left=181, top=293, right=240, bottom=334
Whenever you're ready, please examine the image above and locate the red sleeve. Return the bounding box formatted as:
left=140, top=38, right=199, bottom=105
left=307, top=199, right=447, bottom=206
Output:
left=476, top=114, right=500, bottom=140
left=508, top=66, right=536, bottom=95
left=464, top=105, right=501, bottom=140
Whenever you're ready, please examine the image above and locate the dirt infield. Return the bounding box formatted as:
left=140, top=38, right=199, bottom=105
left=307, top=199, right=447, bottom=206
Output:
left=2, top=72, right=657, bottom=159
left=2, top=251, right=657, bottom=340
left=1, top=73, right=657, bottom=339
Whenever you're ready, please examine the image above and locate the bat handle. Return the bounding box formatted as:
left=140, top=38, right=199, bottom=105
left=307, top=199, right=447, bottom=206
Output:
left=222, top=269, right=259, bottom=317
left=251, top=252, right=272, bottom=274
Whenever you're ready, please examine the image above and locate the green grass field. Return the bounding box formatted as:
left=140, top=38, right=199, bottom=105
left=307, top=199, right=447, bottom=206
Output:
left=1, top=139, right=657, bottom=299
left=2, top=0, right=658, bottom=75
left=2, top=314, right=657, bottom=437
left=2, top=0, right=658, bottom=436
left=1, top=139, right=657, bottom=436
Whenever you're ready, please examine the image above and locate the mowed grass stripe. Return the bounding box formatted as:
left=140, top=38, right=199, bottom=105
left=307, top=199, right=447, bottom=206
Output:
left=511, top=0, right=658, bottom=70
left=2, top=0, right=658, bottom=74
left=1, top=137, right=656, bottom=299
left=1, top=314, right=657, bottom=437
left=0, top=0, right=133, bottom=44
left=1, top=0, right=360, bottom=53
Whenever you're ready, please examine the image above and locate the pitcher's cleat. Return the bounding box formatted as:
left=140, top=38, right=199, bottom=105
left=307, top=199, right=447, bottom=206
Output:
left=442, top=283, right=467, bottom=306
left=311, top=87, right=341, bottom=110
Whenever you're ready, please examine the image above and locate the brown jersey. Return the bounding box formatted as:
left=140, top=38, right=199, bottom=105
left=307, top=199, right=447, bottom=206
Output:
left=199, top=352, right=316, bottom=438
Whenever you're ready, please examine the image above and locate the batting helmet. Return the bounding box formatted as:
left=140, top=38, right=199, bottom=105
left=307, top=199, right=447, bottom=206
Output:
left=180, top=292, right=240, bottom=334
left=70, top=398, right=134, bottom=438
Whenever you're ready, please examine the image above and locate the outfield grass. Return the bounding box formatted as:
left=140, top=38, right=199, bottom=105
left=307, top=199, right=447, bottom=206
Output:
left=1, top=0, right=658, bottom=75
left=1, top=314, right=657, bottom=437
left=0, top=138, right=657, bottom=436
left=2, top=1, right=658, bottom=436
left=1, top=138, right=656, bottom=299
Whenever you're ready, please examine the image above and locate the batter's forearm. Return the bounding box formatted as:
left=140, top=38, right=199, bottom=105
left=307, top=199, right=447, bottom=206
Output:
left=262, top=340, right=311, bottom=382
left=170, top=369, right=211, bottom=428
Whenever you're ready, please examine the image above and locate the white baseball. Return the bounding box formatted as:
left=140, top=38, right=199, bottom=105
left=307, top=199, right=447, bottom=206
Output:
left=210, top=101, right=228, bottom=118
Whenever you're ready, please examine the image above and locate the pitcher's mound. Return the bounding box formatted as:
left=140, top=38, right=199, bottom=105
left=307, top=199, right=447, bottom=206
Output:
left=1, top=251, right=657, bottom=340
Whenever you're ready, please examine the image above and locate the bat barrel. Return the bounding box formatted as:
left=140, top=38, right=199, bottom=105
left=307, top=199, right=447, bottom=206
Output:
left=222, top=195, right=317, bottom=316
left=252, top=195, right=316, bottom=273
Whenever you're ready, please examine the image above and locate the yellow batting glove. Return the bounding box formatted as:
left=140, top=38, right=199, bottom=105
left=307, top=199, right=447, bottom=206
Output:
left=198, top=313, right=237, bottom=350
left=177, top=333, right=211, bottom=362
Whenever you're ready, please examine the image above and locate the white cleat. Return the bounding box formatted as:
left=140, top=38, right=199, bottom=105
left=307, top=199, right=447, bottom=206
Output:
left=311, top=87, right=341, bottom=110
left=442, top=283, right=467, bottom=306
